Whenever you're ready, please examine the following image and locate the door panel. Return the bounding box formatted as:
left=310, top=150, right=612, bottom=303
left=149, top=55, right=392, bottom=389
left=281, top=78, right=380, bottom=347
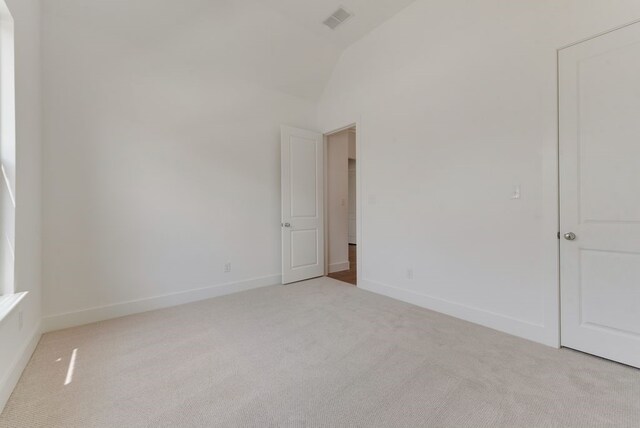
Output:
left=578, top=43, right=640, bottom=223
left=290, top=138, right=318, bottom=218
left=560, top=22, right=640, bottom=368
left=291, top=229, right=319, bottom=268
left=281, top=126, right=324, bottom=284
left=580, top=249, right=640, bottom=336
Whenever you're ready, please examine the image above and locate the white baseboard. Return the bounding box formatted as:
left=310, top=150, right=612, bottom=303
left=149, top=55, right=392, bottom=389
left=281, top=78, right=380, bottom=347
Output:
left=0, top=322, right=41, bottom=414
left=329, top=261, right=350, bottom=274
left=359, top=278, right=554, bottom=347
left=43, top=274, right=281, bottom=333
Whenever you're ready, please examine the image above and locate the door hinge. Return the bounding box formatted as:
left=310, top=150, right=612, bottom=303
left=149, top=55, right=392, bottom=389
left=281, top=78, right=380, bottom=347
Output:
left=557, top=231, right=561, bottom=240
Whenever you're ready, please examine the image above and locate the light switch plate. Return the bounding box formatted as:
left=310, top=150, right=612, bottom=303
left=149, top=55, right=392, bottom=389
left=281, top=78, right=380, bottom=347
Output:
left=511, top=185, right=521, bottom=199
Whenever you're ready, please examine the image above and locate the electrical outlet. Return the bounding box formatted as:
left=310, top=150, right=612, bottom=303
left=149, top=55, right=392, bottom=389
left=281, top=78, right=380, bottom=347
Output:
left=406, top=268, right=413, bottom=280
left=18, top=311, right=23, bottom=331
left=224, top=263, right=232, bottom=273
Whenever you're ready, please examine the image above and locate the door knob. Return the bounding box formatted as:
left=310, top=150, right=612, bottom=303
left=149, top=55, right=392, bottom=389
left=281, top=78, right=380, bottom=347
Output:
left=282, top=222, right=291, bottom=228
left=564, top=232, right=576, bottom=241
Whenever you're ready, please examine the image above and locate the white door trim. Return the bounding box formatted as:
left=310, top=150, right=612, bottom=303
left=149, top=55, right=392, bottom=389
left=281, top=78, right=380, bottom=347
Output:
left=558, top=17, right=640, bottom=50
left=323, top=121, right=361, bottom=286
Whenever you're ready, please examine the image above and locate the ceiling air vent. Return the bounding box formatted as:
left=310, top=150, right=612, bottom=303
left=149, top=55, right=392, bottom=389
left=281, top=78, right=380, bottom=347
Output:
left=323, top=7, right=353, bottom=30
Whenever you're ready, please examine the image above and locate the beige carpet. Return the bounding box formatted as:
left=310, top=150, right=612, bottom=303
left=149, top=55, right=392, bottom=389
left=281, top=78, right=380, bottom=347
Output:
left=1, top=277, right=639, bottom=427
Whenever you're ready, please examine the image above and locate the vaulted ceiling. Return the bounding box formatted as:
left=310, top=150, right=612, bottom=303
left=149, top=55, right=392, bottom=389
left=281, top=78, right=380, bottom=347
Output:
left=43, top=0, right=416, bottom=100
left=256, top=0, right=418, bottom=49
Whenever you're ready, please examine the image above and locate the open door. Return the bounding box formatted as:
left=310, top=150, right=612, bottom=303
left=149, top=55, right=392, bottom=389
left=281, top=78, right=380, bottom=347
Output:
left=281, top=126, right=324, bottom=284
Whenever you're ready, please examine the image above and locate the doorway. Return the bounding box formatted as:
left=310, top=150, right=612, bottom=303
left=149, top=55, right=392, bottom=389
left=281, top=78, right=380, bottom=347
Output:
left=559, top=21, right=640, bottom=368
left=325, top=126, right=357, bottom=286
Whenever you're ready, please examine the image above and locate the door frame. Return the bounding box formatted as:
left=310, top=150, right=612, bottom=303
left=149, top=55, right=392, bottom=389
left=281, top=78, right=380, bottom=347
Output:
left=556, top=17, right=640, bottom=350
left=323, top=122, right=361, bottom=286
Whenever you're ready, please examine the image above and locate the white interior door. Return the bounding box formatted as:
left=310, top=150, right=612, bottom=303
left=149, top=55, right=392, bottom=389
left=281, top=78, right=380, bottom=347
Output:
left=559, top=22, right=640, bottom=368
left=281, top=126, right=324, bottom=284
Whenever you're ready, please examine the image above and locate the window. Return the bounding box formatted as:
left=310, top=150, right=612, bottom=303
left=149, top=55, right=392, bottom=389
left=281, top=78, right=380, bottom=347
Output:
left=0, top=0, right=15, bottom=298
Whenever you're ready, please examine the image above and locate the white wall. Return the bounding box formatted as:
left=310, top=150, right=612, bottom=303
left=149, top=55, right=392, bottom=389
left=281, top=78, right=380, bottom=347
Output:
left=41, top=0, right=338, bottom=330
left=0, top=0, right=42, bottom=412
left=34, top=0, right=640, bottom=348
left=318, top=0, right=640, bottom=346
left=327, top=130, right=349, bottom=272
